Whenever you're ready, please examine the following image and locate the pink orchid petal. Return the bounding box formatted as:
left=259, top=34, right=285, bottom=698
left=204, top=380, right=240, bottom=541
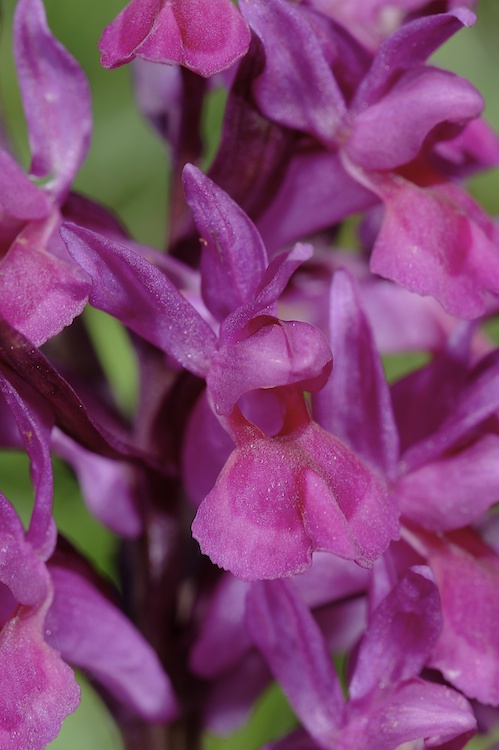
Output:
left=46, top=564, right=177, bottom=721
left=313, top=270, right=399, bottom=479
left=52, top=430, right=143, bottom=538
left=256, top=149, right=377, bottom=254
left=293, top=552, right=369, bottom=609
left=347, top=67, right=483, bottom=171
left=192, top=416, right=396, bottom=580
left=349, top=568, right=441, bottom=702
left=0, top=495, right=48, bottom=607
left=182, top=390, right=235, bottom=508
left=221, top=243, right=313, bottom=342
left=343, top=679, right=476, bottom=750
left=209, top=317, right=332, bottom=415
left=190, top=574, right=250, bottom=678
left=14, top=0, right=91, bottom=200
left=434, top=118, right=499, bottom=177
left=0, top=594, right=80, bottom=750
left=183, top=165, right=268, bottom=321
left=61, top=223, right=217, bottom=378
left=396, top=434, right=499, bottom=531
left=417, top=530, right=499, bottom=705
left=298, top=422, right=399, bottom=566
left=240, top=0, right=346, bottom=147
left=352, top=9, right=476, bottom=112
left=202, top=650, right=271, bottom=735
left=401, top=347, right=499, bottom=470
left=0, top=221, right=90, bottom=347
left=246, top=580, right=343, bottom=747
left=99, top=0, right=250, bottom=77
left=0, top=149, right=50, bottom=222
left=192, top=432, right=315, bottom=580
left=362, top=172, right=499, bottom=319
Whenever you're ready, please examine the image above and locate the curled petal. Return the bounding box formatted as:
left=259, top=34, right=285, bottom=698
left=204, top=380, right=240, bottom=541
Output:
left=99, top=0, right=251, bottom=77
left=347, top=67, right=483, bottom=171
left=209, top=317, right=332, bottom=415
left=352, top=9, right=476, bottom=111
left=0, top=370, right=55, bottom=559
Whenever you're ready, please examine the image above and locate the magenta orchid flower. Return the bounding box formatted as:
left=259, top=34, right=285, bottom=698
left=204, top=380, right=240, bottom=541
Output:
left=313, top=267, right=499, bottom=707
left=240, top=0, right=499, bottom=318
left=0, top=368, right=177, bottom=745
left=246, top=569, right=476, bottom=749
left=0, top=0, right=91, bottom=346
left=61, top=167, right=399, bottom=580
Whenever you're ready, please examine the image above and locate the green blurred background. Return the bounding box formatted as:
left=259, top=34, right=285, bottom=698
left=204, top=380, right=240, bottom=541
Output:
left=0, top=1, right=499, bottom=747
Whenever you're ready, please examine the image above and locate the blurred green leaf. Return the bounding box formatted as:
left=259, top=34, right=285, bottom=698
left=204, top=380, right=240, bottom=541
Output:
left=204, top=682, right=297, bottom=750
left=48, top=673, right=124, bottom=750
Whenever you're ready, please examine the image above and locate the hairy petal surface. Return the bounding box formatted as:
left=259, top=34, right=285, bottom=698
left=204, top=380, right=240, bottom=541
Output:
left=356, top=172, right=499, bottom=319
left=0, top=591, right=80, bottom=750
left=0, top=221, right=90, bottom=347
left=192, top=415, right=396, bottom=580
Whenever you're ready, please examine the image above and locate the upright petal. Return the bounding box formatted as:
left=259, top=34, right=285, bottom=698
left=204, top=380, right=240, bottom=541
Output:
left=240, top=0, right=346, bottom=147
left=14, top=0, right=91, bottom=200
left=348, top=568, right=442, bottom=702
left=246, top=579, right=343, bottom=748
left=183, top=166, right=268, bottom=321
left=313, top=270, right=399, bottom=480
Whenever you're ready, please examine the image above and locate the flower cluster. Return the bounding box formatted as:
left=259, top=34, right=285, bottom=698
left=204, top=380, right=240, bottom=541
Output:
left=1, top=0, right=499, bottom=748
